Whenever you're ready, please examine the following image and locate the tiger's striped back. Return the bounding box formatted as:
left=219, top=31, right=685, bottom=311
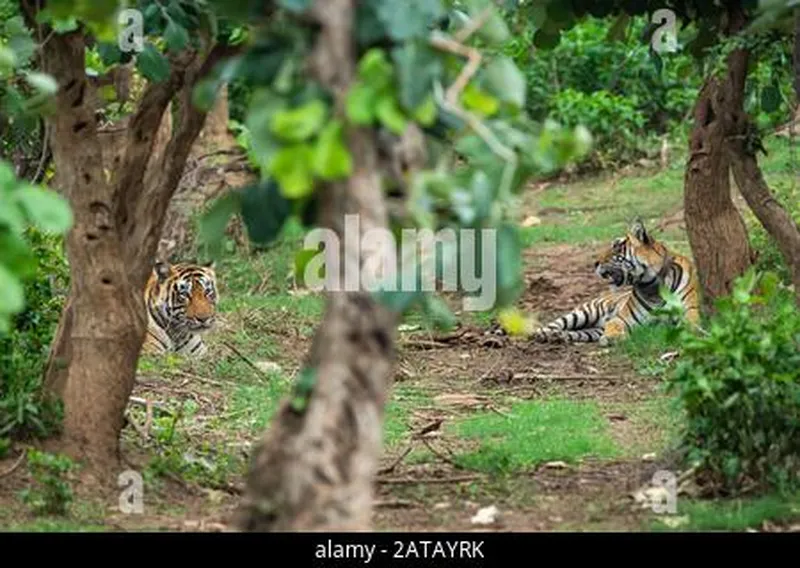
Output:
left=142, top=260, right=219, bottom=358
left=530, top=219, right=699, bottom=345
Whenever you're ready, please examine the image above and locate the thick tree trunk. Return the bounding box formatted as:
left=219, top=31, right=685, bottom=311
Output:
left=236, top=0, right=413, bottom=531
left=38, top=31, right=146, bottom=475
left=728, top=133, right=800, bottom=306
left=31, top=7, right=237, bottom=477
left=683, top=9, right=753, bottom=314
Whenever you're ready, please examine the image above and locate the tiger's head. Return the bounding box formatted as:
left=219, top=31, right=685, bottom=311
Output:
left=150, top=260, right=218, bottom=332
left=594, top=220, right=670, bottom=288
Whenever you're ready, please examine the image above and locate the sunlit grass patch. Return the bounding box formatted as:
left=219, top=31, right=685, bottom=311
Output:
left=451, top=399, right=619, bottom=475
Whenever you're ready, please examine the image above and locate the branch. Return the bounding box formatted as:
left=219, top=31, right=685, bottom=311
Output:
left=124, top=42, right=242, bottom=287
left=428, top=23, right=517, bottom=212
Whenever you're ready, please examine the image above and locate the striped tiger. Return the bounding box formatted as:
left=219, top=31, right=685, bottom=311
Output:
left=530, top=220, right=700, bottom=345
left=142, top=260, right=219, bottom=358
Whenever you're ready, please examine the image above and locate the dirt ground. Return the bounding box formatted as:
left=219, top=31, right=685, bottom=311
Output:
left=0, top=236, right=684, bottom=533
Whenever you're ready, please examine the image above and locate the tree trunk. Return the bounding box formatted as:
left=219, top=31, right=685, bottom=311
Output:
left=30, top=7, right=237, bottom=477
left=728, top=129, right=800, bottom=306
left=683, top=7, right=753, bottom=314
left=236, top=0, right=417, bottom=531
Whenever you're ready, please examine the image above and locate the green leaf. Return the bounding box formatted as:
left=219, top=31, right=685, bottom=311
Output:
left=0, top=45, right=16, bottom=73
left=14, top=185, right=73, bottom=234
left=312, top=120, right=353, bottom=180
left=357, top=48, right=394, bottom=91
left=52, top=16, right=79, bottom=33
left=0, top=264, right=25, bottom=317
left=198, top=191, right=242, bottom=257
left=192, top=77, right=220, bottom=112
left=23, top=72, right=58, bottom=96
left=270, top=99, right=328, bottom=142
left=246, top=89, right=287, bottom=174
left=97, top=42, right=122, bottom=67
left=136, top=43, right=171, bottom=83
left=760, top=83, right=782, bottom=114
left=461, top=0, right=509, bottom=44
left=279, top=0, right=313, bottom=13
left=461, top=83, right=499, bottom=117
left=346, top=81, right=378, bottom=125
left=494, top=222, right=523, bottom=308
left=269, top=144, right=316, bottom=199
left=412, top=95, right=438, bottom=126
left=392, top=41, right=442, bottom=111
left=375, top=94, right=408, bottom=134
left=376, top=0, right=444, bottom=41
left=164, top=18, right=190, bottom=52
left=483, top=56, right=526, bottom=109
left=421, top=294, right=457, bottom=331
left=239, top=180, right=291, bottom=245
left=294, top=247, right=323, bottom=288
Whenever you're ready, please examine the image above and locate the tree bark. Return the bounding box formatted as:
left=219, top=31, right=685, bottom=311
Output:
left=728, top=128, right=800, bottom=306
left=235, top=0, right=414, bottom=531
left=683, top=5, right=753, bottom=314
left=30, top=7, right=238, bottom=477
left=37, top=29, right=146, bottom=475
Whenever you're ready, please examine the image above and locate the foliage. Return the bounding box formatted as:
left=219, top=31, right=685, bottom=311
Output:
left=497, top=2, right=794, bottom=168
left=0, top=229, right=68, bottom=439
left=748, top=175, right=800, bottom=286
left=19, top=449, right=76, bottom=516
left=0, top=5, right=72, bottom=334
left=663, top=269, right=800, bottom=495
left=198, top=0, right=591, bottom=320
left=548, top=88, right=650, bottom=167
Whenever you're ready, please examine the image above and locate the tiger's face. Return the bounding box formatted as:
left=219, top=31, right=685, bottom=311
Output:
left=151, top=261, right=218, bottom=332
left=594, top=220, right=667, bottom=288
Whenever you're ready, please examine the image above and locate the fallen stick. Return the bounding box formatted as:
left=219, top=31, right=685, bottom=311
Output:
left=506, top=372, right=621, bottom=382
left=376, top=474, right=482, bottom=485
left=128, top=396, right=173, bottom=414
left=374, top=499, right=414, bottom=509
left=0, top=450, right=27, bottom=479
left=377, top=445, right=415, bottom=475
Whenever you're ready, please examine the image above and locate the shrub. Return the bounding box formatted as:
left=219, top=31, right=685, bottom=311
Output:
left=0, top=228, right=67, bottom=439
left=19, top=449, right=75, bottom=516
left=664, top=270, right=800, bottom=496
left=548, top=88, right=650, bottom=168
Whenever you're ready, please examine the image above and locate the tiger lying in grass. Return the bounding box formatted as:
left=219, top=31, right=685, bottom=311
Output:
left=529, top=220, right=700, bottom=345
left=142, top=260, right=219, bottom=357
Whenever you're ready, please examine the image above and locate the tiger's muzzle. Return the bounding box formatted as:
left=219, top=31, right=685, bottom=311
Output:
left=595, top=262, right=626, bottom=287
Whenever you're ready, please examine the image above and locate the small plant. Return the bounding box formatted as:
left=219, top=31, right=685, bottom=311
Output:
left=19, top=449, right=75, bottom=516
left=664, top=269, right=800, bottom=496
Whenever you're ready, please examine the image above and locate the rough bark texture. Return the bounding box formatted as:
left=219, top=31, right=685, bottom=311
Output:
left=157, top=85, right=257, bottom=261
left=683, top=6, right=753, bottom=314
left=29, top=4, right=237, bottom=476
left=728, top=130, right=800, bottom=306
left=235, top=0, right=420, bottom=531
left=37, top=29, right=146, bottom=475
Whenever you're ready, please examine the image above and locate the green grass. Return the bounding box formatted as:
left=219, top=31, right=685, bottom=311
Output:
left=451, top=399, right=619, bottom=475
left=652, top=491, right=800, bottom=531
left=0, top=519, right=107, bottom=532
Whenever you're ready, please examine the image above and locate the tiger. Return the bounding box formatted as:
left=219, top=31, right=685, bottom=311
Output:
left=142, top=260, right=219, bottom=358
left=529, top=219, right=700, bottom=346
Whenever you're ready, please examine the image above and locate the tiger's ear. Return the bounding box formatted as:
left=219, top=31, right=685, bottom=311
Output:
left=155, top=261, right=172, bottom=282
left=630, top=218, right=652, bottom=245
left=203, top=259, right=216, bottom=271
